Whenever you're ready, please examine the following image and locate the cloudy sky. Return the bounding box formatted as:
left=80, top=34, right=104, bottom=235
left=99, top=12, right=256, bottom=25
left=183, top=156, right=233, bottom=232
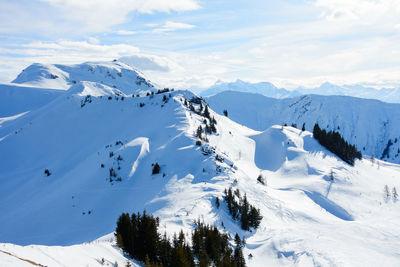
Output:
left=1, top=0, right=400, bottom=89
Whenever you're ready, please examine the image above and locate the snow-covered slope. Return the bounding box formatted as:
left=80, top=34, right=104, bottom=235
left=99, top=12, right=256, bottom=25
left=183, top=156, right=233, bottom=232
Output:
left=207, top=91, right=400, bottom=164
left=200, top=80, right=400, bottom=103
left=0, top=83, right=63, bottom=117
left=1, top=63, right=400, bottom=266
left=12, top=61, right=156, bottom=95
left=0, top=234, right=140, bottom=267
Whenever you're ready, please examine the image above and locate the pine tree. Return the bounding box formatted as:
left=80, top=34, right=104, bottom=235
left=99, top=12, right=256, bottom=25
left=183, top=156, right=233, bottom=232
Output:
left=234, top=234, right=246, bottom=267
left=198, top=249, right=210, bottom=267
left=152, top=163, right=160, bottom=175
left=240, top=195, right=250, bottom=230
left=215, top=197, right=220, bottom=208
left=204, top=105, right=210, bottom=118
left=196, top=126, right=203, bottom=139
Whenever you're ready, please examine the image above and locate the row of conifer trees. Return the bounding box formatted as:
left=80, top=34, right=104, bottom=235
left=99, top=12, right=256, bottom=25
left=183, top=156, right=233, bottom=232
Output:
left=313, top=123, right=362, bottom=166
left=116, top=212, right=246, bottom=267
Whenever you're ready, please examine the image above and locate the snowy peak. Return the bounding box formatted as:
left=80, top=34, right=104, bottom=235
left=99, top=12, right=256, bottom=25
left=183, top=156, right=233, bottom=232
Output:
left=12, top=61, right=156, bottom=95
left=12, top=63, right=70, bottom=89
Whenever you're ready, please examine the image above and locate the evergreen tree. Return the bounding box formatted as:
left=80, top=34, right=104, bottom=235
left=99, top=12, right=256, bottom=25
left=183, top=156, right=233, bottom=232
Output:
left=196, top=126, right=203, bottom=139
left=198, top=249, right=210, bottom=267
left=204, top=105, right=210, bottom=119
left=240, top=195, right=250, bottom=230
left=234, top=234, right=246, bottom=267
left=152, top=163, right=160, bottom=175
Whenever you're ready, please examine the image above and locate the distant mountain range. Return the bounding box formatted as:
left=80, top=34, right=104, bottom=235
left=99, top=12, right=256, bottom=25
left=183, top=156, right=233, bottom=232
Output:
left=200, top=80, right=400, bottom=103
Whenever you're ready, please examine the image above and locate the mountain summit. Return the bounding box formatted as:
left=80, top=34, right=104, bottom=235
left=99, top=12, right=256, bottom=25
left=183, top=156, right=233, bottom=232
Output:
left=12, top=61, right=156, bottom=95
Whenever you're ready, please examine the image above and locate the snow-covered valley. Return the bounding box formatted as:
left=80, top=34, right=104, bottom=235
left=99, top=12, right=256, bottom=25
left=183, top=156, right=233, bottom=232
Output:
left=1, top=61, right=400, bottom=267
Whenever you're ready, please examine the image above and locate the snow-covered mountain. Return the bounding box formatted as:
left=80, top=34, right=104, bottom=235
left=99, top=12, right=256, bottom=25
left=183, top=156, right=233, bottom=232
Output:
left=298, top=82, right=400, bottom=103
left=200, top=79, right=300, bottom=98
left=12, top=61, right=156, bottom=94
left=207, top=91, right=400, bottom=164
left=1, top=62, right=400, bottom=266
left=200, top=80, right=400, bottom=103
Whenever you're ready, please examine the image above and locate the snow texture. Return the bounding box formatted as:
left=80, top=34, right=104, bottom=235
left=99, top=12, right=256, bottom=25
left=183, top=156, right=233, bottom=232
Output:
left=1, top=61, right=400, bottom=266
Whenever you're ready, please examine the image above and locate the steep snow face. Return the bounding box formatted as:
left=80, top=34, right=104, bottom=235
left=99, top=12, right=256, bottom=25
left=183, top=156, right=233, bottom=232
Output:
left=12, top=61, right=156, bottom=95
left=207, top=91, right=400, bottom=164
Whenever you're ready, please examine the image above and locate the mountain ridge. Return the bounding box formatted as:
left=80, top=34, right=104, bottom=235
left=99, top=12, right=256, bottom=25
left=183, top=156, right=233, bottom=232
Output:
left=200, top=79, right=400, bottom=103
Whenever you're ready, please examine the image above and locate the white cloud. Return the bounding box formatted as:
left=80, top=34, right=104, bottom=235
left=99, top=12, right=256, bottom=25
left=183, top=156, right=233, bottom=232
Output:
left=315, top=0, right=400, bottom=25
left=88, top=37, right=100, bottom=44
left=41, top=0, right=200, bottom=32
left=153, top=21, right=196, bottom=32
left=0, top=0, right=200, bottom=35
left=119, top=55, right=174, bottom=72
left=23, top=41, right=140, bottom=57
left=115, top=30, right=137, bottom=35
left=145, top=23, right=160, bottom=28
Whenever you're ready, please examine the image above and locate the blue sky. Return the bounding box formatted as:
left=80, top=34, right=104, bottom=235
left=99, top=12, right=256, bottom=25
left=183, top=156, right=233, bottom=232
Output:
left=0, top=0, right=399, bottom=89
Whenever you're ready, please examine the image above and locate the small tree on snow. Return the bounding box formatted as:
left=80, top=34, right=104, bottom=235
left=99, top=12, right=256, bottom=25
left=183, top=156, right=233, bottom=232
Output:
left=329, top=170, right=334, bottom=181
left=384, top=185, right=390, bottom=199
left=196, top=126, right=203, bottom=139
left=393, top=187, right=398, bottom=201
left=370, top=155, right=375, bottom=165
left=152, top=163, right=160, bottom=175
